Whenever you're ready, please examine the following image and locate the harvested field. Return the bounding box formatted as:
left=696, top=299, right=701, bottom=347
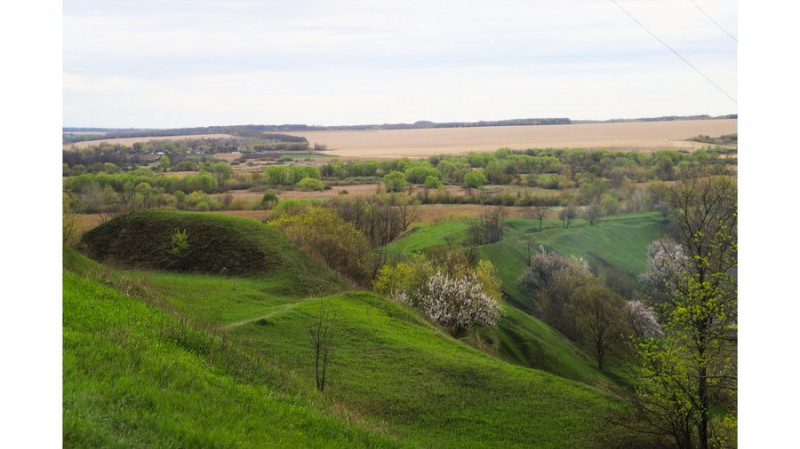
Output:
left=64, top=133, right=235, bottom=149
left=285, top=119, right=737, bottom=158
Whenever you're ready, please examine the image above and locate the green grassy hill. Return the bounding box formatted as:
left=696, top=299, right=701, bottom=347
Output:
left=63, top=256, right=397, bottom=448
left=80, top=210, right=343, bottom=296
left=89, top=263, right=632, bottom=448
left=64, top=207, right=652, bottom=447
left=381, top=213, right=664, bottom=382
left=383, top=213, right=663, bottom=308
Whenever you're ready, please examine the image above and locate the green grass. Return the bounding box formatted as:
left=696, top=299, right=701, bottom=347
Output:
left=80, top=210, right=342, bottom=292
left=383, top=212, right=664, bottom=309
left=381, top=220, right=472, bottom=261
left=63, top=268, right=399, bottom=448
left=231, top=292, right=632, bottom=448
left=64, top=206, right=662, bottom=447
left=380, top=213, right=664, bottom=383
left=149, top=274, right=632, bottom=448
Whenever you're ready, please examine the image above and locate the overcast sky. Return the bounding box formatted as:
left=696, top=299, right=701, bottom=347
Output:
left=63, top=0, right=737, bottom=128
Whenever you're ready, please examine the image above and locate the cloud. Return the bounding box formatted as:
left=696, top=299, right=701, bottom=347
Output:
left=63, top=0, right=737, bottom=127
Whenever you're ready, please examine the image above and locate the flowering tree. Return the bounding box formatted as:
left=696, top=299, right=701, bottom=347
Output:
left=420, top=271, right=500, bottom=337
left=374, top=256, right=501, bottom=337
left=624, top=300, right=662, bottom=340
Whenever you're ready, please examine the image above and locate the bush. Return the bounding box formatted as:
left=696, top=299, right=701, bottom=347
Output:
left=374, top=255, right=501, bottom=337
left=270, top=207, right=375, bottom=285
left=296, top=177, right=325, bottom=191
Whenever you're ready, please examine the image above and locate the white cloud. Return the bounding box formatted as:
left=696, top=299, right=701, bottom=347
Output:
left=63, top=0, right=737, bottom=127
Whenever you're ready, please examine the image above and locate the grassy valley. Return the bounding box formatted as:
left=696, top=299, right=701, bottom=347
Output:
left=64, top=211, right=658, bottom=448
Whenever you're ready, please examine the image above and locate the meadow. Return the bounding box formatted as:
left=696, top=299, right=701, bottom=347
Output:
left=64, top=211, right=660, bottom=447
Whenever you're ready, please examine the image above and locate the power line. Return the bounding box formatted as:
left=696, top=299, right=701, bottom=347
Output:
left=689, top=0, right=738, bottom=43
left=609, top=0, right=737, bottom=105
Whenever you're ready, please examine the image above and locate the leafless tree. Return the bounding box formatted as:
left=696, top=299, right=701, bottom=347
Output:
left=309, top=300, right=336, bottom=392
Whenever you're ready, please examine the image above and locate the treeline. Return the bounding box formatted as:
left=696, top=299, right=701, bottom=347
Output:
left=321, top=146, right=735, bottom=187
left=688, top=133, right=737, bottom=146
left=573, top=114, right=737, bottom=124
left=63, top=125, right=311, bottom=144
left=64, top=137, right=310, bottom=169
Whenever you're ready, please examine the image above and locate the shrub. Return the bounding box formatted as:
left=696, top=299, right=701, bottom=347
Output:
left=374, top=255, right=501, bottom=337
left=296, top=177, right=325, bottom=191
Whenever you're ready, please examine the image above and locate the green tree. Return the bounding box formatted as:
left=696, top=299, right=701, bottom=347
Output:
left=209, top=162, right=233, bottom=185
left=570, top=284, right=626, bottom=370
left=462, top=169, right=487, bottom=191
left=382, top=170, right=407, bottom=193
left=159, top=155, right=170, bottom=172
left=633, top=175, right=737, bottom=449
left=296, top=177, right=325, bottom=191
left=271, top=207, right=375, bottom=285
left=259, top=192, right=278, bottom=219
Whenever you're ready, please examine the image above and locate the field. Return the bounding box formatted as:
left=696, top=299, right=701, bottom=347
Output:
left=64, top=133, right=235, bottom=149
left=285, top=119, right=737, bottom=158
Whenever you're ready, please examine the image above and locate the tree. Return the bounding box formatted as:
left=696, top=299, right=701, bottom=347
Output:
left=271, top=207, right=375, bottom=285
left=625, top=300, right=662, bottom=340
left=571, top=284, right=626, bottom=370
left=296, top=177, right=325, bottom=191
left=422, top=271, right=501, bottom=337
left=582, top=203, right=603, bottom=226
left=309, top=300, right=336, bottom=392
left=519, top=247, right=595, bottom=336
left=558, top=205, right=578, bottom=229
left=633, top=174, right=737, bottom=449
left=208, top=162, right=232, bottom=186
left=159, top=154, right=170, bottom=172
left=382, top=170, right=407, bottom=193
left=600, top=193, right=619, bottom=216
left=394, top=194, right=422, bottom=233
left=259, top=192, right=278, bottom=220
left=462, top=169, right=487, bottom=193
left=373, top=253, right=502, bottom=337
left=468, top=207, right=505, bottom=245
left=532, top=206, right=550, bottom=231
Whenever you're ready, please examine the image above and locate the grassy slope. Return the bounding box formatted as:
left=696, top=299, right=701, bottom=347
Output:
left=381, top=213, right=664, bottom=383
left=63, top=263, right=397, bottom=448
left=140, top=270, right=630, bottom=448
left=79, top=210, right=343, bottom=294
left=64, top=212, right=651, bottom=447
left=481, top=213, right=664, bottom=309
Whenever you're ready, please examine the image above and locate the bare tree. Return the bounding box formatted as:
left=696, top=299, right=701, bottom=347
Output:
left=558, top=205, right=578, bottom=229
left=532, top=206, right=550, bottom=231
left=582, top=203, right=603, bottom=226
left=309, top=300, right=336, bottom=392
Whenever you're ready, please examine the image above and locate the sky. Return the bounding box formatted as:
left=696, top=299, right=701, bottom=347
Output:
left=63, top=0, right=737, bottom=128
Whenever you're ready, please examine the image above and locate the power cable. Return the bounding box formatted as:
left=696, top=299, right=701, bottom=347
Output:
left=609, top=0, right=737, bottom=105
left=689, top=0, right=738, bottom=43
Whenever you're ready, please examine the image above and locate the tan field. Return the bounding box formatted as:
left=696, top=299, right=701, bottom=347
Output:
left=286, top=119, right=736, bottom=158
left=64, top=133, right=235, bottom=149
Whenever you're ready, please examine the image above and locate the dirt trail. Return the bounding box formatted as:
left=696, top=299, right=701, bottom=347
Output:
left=223, top=303, right=297, bottom=330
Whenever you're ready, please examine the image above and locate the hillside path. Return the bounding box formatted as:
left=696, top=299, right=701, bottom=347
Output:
left=223, top=303, right=297, bottom=330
